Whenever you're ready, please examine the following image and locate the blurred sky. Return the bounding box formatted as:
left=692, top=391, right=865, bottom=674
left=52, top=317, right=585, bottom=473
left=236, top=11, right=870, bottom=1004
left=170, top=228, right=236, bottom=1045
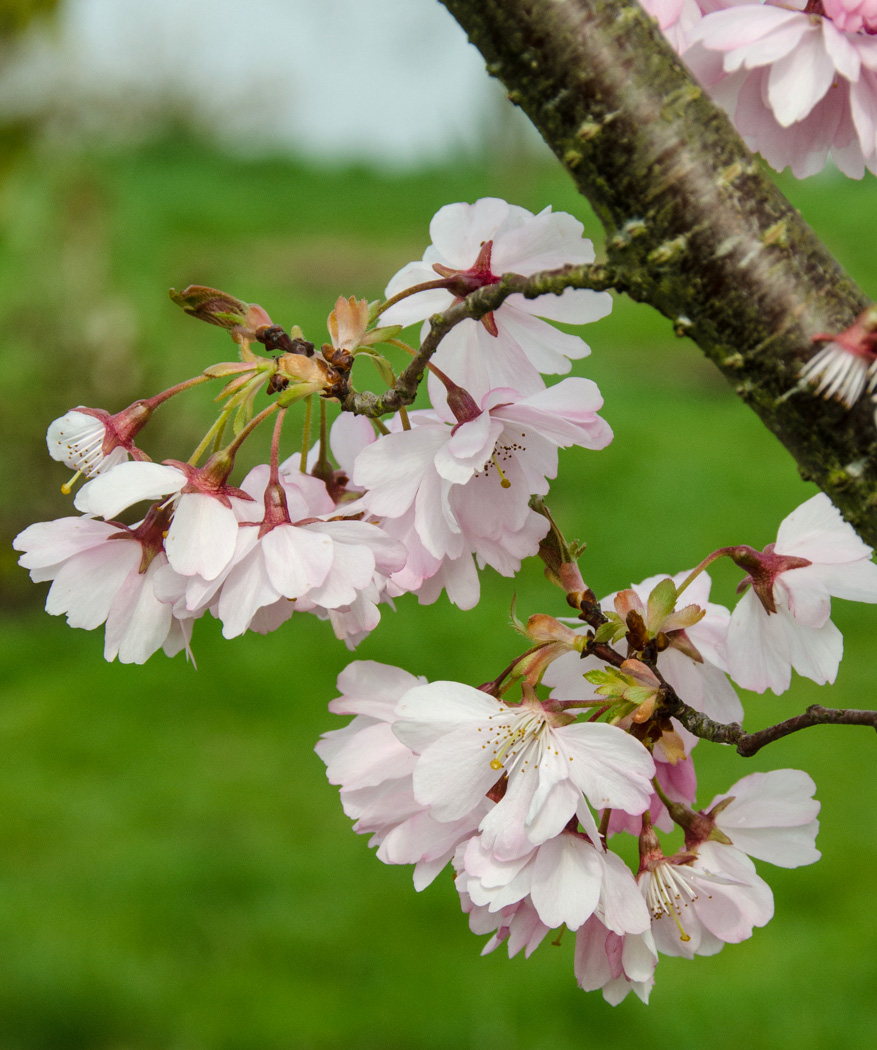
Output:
left=0, top=0, right=536, bottom=165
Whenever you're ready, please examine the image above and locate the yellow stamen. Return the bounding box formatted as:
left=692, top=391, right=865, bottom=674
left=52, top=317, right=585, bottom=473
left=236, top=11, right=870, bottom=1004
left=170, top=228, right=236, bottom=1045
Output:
left=492, top=454, right=511, bottom=488
left=61, top=469, right=83, bottom=495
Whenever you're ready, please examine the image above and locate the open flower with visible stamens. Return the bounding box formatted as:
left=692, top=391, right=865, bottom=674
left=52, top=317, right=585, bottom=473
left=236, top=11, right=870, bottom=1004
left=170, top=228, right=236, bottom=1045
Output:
left=638, top=838, right=774, bottom=959
left=393, top=680, right=655, bottom=862
left=798, top=340, right=877, bottom=408
left=381, top=198, right=612, bottom=405
left=346, top=378, right=612, bottom=604
left=799, top=305, right=877, bottom=408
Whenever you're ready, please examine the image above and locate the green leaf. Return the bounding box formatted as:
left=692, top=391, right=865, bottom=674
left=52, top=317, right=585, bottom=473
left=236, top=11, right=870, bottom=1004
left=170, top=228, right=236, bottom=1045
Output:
left=647, top=577, right=677, bottom=630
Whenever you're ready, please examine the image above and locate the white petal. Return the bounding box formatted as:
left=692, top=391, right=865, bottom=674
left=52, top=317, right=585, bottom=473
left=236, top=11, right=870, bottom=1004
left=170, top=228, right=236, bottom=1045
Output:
left=74, top=461, right=184, bottom=519
left=530, top=836, right=602, bottom=930
left=165, top=493, right=239, bottom=581
left=560, top=722, right=655, bottom=814
left=394, top=681, right=500, bottom=753
left=262, top=524, right=333, bottom=597
left=767, top=32, right=835, bottom=127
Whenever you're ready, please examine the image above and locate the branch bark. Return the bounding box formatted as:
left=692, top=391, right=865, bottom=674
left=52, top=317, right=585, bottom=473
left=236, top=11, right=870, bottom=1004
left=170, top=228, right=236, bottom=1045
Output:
left=342, top=262, right=618, bottom=416
left=439, top=0, right=877, bottom=546
left=661, top=697, right=877, bottom=756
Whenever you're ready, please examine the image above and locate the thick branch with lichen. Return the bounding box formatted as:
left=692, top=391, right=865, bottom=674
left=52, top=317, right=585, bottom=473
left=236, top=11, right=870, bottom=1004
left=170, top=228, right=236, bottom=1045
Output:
left=438, top=0, right=877, bottom=546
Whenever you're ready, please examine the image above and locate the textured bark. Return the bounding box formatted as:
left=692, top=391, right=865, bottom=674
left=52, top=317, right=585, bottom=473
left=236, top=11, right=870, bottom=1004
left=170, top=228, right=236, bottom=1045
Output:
left=439, top=0, right=877, bottom=545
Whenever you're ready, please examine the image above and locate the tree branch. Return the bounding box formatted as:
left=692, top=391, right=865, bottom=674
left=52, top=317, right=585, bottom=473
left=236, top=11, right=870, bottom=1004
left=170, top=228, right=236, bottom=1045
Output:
left=661, top=695, right=877, bottom=756
left=341, top=262, right=619, bottom=416
left=439, top=0, right=877, bottom=546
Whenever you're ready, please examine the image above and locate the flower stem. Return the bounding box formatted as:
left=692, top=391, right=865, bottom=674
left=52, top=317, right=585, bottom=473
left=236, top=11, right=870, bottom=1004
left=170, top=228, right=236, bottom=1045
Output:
left=674, top=547, right=741, bottom=598
left=144, top=373, right=214, bottom=410
left=269, top=408, right=287, bottom=483
left=225, top=401, right=280, bottom=458
left=373, top=278, right=452, bottom=320
left=299, top=395, right=314, bottom=474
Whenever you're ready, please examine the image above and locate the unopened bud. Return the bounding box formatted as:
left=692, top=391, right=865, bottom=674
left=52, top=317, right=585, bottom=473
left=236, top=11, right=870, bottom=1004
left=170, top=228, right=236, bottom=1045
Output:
left=169, top=285, right=251, bottom=329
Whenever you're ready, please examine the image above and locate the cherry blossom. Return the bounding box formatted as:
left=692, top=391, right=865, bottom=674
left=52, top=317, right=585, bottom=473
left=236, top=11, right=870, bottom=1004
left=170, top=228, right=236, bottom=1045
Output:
left=799, top=339, right=877, bottom=408
left=347, top=378, right=612, bottom=602
left=799, top=306, right=877, bottom=408
left=460, top=893, right=551, bottom=960
left=393, top=680, right=655, bottom=860
left=640, top=0, right=703, bottom=51
left=639, top=840, right=775, bottom=959
left=726, top=492, right=877, bottom=693
left=574, top=915, right=658, bottom=1005
left=382, top=198, right=612, bottom=403
left=155, top=465, right=406, bottom=645
left=74, top=459, right=253, bottom=582
left=455, top=830, right=651, bottom=935
left=545, top=569, right=740, bottom=724
left=47, top=405, right=151, bottom=482
left=13, top=510, right=191, bottom=664
left=698, top=769, right=821, bottom=867
left=684, top=4, right=877, bottom=178
left=315, top=661, right=487, bottom=889
left=824, top=0, right=877, bottom=34
left=542, top=569, right=739, bottom=833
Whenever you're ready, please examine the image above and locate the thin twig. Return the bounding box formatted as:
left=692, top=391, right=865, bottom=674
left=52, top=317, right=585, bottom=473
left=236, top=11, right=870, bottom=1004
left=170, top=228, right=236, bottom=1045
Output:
left=341, top=262, right=622, bottom=417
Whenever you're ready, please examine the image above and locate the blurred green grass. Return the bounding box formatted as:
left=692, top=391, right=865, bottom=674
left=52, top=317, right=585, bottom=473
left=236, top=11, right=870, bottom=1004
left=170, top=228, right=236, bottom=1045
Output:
left=1, top=137, right=876, bottom=1050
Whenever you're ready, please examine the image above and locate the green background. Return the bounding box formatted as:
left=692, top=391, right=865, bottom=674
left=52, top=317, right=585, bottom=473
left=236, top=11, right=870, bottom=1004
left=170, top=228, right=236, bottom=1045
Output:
left=1, top=135, right=875, bottom=1049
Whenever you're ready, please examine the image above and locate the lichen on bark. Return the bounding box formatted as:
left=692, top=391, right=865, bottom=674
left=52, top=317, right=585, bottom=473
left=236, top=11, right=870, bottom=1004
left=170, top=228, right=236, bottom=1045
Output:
left=439, top=0, right=877, bottom=545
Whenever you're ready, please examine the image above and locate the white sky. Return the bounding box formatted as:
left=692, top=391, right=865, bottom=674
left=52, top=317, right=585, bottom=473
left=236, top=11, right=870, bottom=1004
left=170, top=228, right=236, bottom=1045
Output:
left=0, top=0, right=535, bottom=165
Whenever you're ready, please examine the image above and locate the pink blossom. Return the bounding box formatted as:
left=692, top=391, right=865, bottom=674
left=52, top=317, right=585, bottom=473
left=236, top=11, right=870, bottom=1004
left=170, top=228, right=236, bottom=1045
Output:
left=684, top=6, right=877, bottom=178
left=574, top=915, right=658, bottom=1005
left=157, top=466, right=406, bottom=644
left=546, top=570, right=739, bottom=725
left=824, top=0, right=877, bottom=34
left=315, top=661, right=486, bottom=889
left=460, top=894, right=551, bottom=960
left=382, top=198, right=612, bottom=404
left=47, top=402, right=152, bottom=481
left=393, top=681, right=655, bottom=860
left=641, top=0, right=704, bottom=51
left=799, top=340, right=877, bottom=408
left=639, top=841, right=774, bottom=958
left=543, top=569, right=739, bottom=833
left=726, top=492, right=877, bottom=693
left=456, top=831, right=651, bottom=935
left=13, top=512, right=191, bottom=664
left=74, top=459, right=253, bottom=582
left=700, top=769, right=821, bottom=867
left=348, top=379, right=612, bottom=601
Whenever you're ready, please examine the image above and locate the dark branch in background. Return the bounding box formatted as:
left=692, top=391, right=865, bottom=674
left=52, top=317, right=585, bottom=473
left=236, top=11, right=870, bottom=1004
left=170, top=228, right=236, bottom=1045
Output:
left=578, top=607, right=877, bottom=754
left=661, top=694, right=877, bottom=757
left=439, top=0, right=877, bottom=546
left=341, top=262, right=619, bottom=416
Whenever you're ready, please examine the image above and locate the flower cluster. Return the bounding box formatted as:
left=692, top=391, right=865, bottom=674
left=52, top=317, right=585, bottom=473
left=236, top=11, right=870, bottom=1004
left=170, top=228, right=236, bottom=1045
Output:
left=316, top=660, right=821, bottom=1004
left=643, top=0, right=877, bottom=179
left=315, top=486, right=877, bottom=1000
left=14, top=200, right=613, bottom=661
left=13, top=186, right=877, bottom=1004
